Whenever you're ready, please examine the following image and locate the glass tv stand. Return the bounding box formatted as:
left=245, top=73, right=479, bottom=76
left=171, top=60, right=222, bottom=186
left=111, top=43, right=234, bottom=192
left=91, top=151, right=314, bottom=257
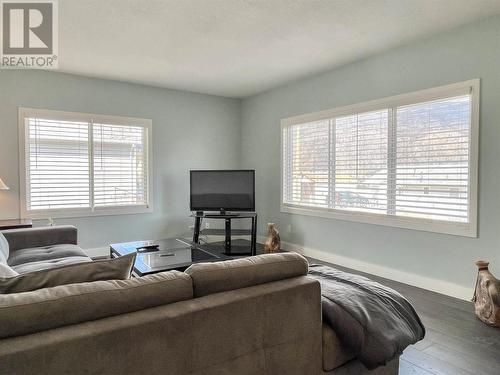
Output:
left=191, top=212, right=257, bottom=256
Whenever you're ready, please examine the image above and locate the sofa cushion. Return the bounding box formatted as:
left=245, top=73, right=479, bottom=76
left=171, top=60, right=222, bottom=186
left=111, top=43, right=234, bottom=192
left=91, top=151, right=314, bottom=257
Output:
left=322, top=323, right=355, bottom=371
left=185, top=252, right=308, bottom=297
left=11, top=256, right=92, bottom=274
left=0, top=232, right=9, bottom=264
left=0, top=253, right=136, bottom=294
left=0, top=263, right=18, bottom=278
left=0, top=270, right=193, bottom=339
left=7, top=244, right=89, bottom=267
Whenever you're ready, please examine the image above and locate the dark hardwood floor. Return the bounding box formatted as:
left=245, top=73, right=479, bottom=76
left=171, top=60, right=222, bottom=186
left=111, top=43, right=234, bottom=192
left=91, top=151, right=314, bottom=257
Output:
left=307, top=257, right=500, bottom=375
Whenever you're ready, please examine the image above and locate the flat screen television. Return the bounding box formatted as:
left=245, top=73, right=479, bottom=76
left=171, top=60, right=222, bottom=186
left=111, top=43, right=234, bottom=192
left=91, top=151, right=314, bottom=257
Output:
left=190, top=170, right=255, bottom=213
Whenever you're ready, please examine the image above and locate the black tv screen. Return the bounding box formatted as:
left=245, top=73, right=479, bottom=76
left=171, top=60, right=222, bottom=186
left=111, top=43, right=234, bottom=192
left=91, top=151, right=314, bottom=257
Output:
left=190, top=170, right=255, bottom=212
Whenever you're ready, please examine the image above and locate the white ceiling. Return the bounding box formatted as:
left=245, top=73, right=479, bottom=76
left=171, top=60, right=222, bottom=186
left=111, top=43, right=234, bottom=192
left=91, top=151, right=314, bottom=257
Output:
left=58, top=0, right=500, bottom=98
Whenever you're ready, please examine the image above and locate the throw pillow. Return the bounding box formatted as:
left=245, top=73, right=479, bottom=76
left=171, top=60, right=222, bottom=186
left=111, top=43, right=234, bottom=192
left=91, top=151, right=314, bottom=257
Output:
left=0, top=253, right=136, bottom=294
left=0, top=232, right=9, bottom=264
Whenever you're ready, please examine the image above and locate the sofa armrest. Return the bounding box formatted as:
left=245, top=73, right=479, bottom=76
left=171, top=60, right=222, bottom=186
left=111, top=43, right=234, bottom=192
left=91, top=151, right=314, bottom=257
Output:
left=2, top=226, right=77, bottom=251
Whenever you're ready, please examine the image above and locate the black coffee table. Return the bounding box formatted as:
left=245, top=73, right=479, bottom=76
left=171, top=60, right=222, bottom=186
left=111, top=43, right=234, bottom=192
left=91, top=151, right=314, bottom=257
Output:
left=110, top=238, right=232, bottom=276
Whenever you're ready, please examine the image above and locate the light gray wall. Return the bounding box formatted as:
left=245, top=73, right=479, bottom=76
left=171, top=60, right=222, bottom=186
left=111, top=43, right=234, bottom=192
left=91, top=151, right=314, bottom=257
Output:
left=241, top=15, right=500, bottom=294
left=0, top=70, right=241, bottom=249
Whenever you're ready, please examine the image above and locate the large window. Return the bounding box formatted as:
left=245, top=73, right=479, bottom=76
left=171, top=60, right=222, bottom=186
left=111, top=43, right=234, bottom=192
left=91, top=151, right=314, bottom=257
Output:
left=19, top=108, right=153, bottom=218
left=281, top=80, right=479, bottom=236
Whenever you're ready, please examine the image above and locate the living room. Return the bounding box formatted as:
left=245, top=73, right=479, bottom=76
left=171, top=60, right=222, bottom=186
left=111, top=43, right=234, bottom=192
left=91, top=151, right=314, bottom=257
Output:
left=0, top=1, right=499, bottom=374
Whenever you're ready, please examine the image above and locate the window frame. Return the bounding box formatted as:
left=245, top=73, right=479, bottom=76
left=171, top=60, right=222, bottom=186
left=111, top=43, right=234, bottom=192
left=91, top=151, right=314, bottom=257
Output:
left=18, top=108, right=154, bottom=219
left=280, top=79, right=479, bottom=237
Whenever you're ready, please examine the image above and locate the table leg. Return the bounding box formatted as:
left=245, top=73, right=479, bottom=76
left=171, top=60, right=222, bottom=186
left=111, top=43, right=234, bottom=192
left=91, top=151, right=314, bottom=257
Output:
left=225, top=218, right=232, bottom=252
left=251, top=215, right=257, bottom=255
left=193, top=216, right=201, bottom=243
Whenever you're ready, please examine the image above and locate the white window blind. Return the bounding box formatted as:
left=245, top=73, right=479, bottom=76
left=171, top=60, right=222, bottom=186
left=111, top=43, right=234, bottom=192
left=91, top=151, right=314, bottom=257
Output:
left=20, top=109, right=152, bottom=218
left=395, top=96, right=470, bottom=223
left=283, top=119, right=330, bottom=209
left=26, top=118, right=90, bottom=210
left=335, top=110, right=388, bottom=214
left=93, top=123, right=148, bottom=207
left=281, top=80, right=479, bottom=236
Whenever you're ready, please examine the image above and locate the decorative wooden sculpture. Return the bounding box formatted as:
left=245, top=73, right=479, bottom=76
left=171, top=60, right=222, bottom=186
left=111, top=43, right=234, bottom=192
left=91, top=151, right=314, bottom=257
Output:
left=472, top=261, right=500, bottom=328
left=264, top=223, right=281, bottom=253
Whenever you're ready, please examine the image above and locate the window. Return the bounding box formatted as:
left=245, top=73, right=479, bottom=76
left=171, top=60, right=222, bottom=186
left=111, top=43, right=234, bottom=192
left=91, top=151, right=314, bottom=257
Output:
left=19, top=108, right=153, bottom=218
left=281, top=80, right=479, bottom=237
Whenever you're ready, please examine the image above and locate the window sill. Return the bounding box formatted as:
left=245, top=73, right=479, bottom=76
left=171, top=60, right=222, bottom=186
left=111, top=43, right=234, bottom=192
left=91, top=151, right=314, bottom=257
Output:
left=22, top=205, right=154, bottom=220
left=281, top=204, right=477, bottom=238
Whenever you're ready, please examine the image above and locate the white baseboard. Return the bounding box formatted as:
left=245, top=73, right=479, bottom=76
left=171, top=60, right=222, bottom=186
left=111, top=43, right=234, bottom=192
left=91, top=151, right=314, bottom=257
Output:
left=268, top=238, right=472, bottom=301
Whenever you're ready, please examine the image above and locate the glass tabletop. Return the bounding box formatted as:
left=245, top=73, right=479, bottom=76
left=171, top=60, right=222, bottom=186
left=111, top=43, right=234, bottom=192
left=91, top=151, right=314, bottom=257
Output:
left=110, top=238, right=229, bottom=275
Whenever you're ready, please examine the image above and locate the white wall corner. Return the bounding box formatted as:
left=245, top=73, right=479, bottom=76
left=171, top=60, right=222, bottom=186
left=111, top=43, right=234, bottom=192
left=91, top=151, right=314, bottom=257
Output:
left=268, top=237, right=473, bottom=301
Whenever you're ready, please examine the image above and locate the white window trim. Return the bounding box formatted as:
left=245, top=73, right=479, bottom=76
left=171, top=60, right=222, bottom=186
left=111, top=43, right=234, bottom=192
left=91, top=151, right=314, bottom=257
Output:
left=18, top=108, right=154, bottom=219
left=280, top=79, right=479, bottom=237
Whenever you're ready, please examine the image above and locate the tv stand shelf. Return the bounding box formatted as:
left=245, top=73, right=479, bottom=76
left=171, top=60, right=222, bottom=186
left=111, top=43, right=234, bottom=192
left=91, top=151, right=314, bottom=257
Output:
left=200, top=228, right=252, bottom=236
left=191, top=212, right=257, bottom=256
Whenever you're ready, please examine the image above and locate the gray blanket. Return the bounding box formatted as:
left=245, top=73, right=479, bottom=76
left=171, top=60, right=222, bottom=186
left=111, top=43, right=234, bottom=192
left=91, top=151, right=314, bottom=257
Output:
left=308, top=264, right=425, bottom=369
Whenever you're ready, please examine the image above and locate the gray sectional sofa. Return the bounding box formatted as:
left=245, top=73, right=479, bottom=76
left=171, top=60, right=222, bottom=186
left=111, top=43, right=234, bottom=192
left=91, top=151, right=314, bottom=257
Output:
left=0, top=226, right=399, bottom=374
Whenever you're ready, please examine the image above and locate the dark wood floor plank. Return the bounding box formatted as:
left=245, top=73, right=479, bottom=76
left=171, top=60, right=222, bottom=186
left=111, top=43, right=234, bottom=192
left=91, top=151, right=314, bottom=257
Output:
left=402, top=347, right=473, bottom=375
left=422, top=342, right=499, bottom=375
left=422, top=328, right=499, bottom=360
left=418, top=314, right=500, bottom=348
left=411, top=336, right=433, bottom=351
left=399, top=359, right=435, bottom=375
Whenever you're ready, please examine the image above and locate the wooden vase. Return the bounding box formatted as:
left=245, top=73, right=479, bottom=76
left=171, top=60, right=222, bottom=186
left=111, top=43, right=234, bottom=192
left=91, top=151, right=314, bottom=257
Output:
left=472, top=261, right=500, bottom=328
left=264, top=223, right=280, bottom=253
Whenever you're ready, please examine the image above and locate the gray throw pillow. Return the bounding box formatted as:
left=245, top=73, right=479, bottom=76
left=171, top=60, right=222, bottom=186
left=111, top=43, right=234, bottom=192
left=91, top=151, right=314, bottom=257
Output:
left=0, top=233, right=9, bottom=264
left=0, top=253, right=136, bottom=294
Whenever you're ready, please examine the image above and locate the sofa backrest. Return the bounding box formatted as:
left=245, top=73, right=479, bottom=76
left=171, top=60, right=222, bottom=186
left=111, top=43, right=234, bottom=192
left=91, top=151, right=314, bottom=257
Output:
left=0, top=270, right=193, bottom=339
left=185, top=252, right=309, bottom=297
left=2, top=225, right=78, bottom=251
left=0, top=275, right=322, bottom=375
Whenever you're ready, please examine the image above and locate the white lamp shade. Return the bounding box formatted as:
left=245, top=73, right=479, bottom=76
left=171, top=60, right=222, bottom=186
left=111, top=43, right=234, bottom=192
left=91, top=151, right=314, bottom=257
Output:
left=0, top=178, right=9, bottom=190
